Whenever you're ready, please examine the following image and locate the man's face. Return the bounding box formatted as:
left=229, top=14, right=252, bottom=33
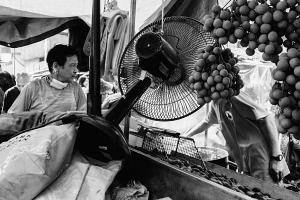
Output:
left=57, top=55, right=78, bottom=83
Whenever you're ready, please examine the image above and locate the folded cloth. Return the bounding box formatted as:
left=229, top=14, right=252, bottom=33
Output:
left=111, top=180, right=149, bottom=200
left=77, top=157, right=122, bottom=200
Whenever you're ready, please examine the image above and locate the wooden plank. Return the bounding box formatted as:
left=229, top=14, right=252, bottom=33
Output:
left=130, top=148, right=253, bottom=200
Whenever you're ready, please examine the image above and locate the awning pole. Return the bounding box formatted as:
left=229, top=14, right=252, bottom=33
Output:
left=128, top=0, right=137, bottom=39
left=124, top=0, right=137, bottom=140
left=88, top=0, right=101, bottom=116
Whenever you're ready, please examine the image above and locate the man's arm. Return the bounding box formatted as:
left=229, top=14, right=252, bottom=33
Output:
left=8, top=84, right=33, bottom=113
left=185, top=103, right=217, bottom=137
left=258, top=115, right=287, bottom=182
left=76, top=85, right=87, bottom=112
left=259, top=115, right=281, bottom=156
left=185, top=121, right=212, bottom=137
left=2, top=91, right=8, bottom=113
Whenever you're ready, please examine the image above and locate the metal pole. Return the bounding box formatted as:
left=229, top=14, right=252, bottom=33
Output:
left=88, top=0, right=101, bottom=116
left=13, top=49, right=16, bottom=75
left=128, top=0, right=137, bottom=39
left=204, top=103, right=209, bottom=146
left=124, top=0, right=137, bottom=141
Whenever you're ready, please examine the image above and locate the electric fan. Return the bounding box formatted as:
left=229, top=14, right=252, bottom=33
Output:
left=77, top=16, right=215, bottom=162
left=116, top=16, right=215, bottom=121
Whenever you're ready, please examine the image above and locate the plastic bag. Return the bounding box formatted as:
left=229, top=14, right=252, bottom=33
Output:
left=76, top=115, right=130, bottom=162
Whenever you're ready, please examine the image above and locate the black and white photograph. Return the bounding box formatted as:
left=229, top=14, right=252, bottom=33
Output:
left=0, top=0, right=300, bottom=199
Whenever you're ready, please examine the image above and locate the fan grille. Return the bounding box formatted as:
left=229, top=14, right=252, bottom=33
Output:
left=118, top=16, right=215, bottom=121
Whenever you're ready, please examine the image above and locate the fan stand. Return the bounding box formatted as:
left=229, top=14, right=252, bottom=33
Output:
left=103, top=77, right=152, bottom=125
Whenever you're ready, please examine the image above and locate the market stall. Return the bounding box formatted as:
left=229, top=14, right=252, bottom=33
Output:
left=0, top=0, right=300, bottom=200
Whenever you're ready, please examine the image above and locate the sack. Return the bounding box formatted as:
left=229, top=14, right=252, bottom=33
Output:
left=284, top=134, right=300, bottom=179
left=0, top=123, right=77, bottom=200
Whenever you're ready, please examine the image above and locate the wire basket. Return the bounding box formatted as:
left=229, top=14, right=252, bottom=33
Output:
left=140, top=126, right=203, bottom=160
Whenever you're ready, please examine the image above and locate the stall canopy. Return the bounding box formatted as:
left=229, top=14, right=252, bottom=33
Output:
left=0, top=0, right=218, bottom=48
left=0, top=0, right=92, bottom=48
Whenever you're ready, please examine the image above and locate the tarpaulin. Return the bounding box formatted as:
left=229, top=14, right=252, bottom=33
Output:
left=0, top=0, right=92, bottom=47
left=141, top=0, right=217, bottom=30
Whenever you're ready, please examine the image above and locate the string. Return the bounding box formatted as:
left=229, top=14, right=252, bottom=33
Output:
left=223, top=0, right=233, bottom=9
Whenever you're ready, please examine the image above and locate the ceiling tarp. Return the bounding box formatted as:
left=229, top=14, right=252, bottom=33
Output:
left=0, top=0, right=92, bottom=21
left=141, top=0, right=217, bottom=30
left=0, top=0, right=92, bottom=48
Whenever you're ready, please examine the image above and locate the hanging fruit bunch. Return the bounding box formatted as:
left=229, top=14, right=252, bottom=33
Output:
left=201, top=0, right=300, bottom=137
left=189, top=45, right=244, bottom=107
left=203, top=1, right=290, bottom=63
left=269, top=49, right=300, bottom=137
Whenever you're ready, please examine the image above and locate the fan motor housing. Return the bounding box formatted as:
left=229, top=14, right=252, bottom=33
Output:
left=135, top=32, right=179, bottom=80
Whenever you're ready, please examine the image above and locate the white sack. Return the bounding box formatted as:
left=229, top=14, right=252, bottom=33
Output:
left=0, top=123, right=77, bottom=200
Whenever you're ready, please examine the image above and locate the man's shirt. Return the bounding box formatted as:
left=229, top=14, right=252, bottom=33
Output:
left=8, top=76, right=86, bottom=113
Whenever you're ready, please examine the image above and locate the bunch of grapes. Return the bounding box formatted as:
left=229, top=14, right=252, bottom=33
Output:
left=189, top=45, right=244, bottom=107
left=203, top=0, right=300, bottom=63
left=202, top=0, right=300, bottom=137
left=269, top=48, right=300, bottom=137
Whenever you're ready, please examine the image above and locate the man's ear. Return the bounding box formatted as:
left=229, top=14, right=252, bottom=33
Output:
left=52, top=62, right=59, bottom=72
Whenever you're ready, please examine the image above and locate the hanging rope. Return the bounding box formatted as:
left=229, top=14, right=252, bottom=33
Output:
left=104, top=0, right=119, bottom=12
left=222, top=0, right=233, bottom=9
left=104, top=0, right=109, bottom=12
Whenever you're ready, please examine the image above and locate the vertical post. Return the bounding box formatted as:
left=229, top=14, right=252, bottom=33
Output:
left=123, top=0, right=137, bottom=141
left=204, top=104, right=209, bottom=146
left=88, top=0, right=102, bottom=116
left=128, top=0, right=137, bottom=39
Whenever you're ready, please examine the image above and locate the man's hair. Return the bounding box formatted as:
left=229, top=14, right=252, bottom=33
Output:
left=46, top=44, right=78, bottom=73
left=0, top=71, right=15, bottom=92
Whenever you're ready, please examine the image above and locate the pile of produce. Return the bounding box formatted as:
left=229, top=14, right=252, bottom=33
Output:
left=189, top=45, right=244, bottom=107
left=196, top=0, right=300, bottom=137
left=134, top=147, right=284, bottom=200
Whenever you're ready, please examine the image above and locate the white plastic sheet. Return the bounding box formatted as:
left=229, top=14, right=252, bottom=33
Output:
left=35, top=153, right=122, bottom=200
